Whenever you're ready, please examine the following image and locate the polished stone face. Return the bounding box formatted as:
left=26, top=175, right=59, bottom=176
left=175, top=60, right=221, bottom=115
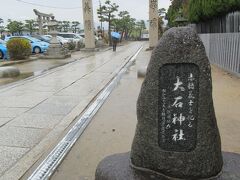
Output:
left=158, top=63, right=199, bottom=152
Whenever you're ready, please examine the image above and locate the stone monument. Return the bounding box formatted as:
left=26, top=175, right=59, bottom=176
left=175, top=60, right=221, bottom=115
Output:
left=82, top=0, right=96, bottom=50
left=95, top=27, right=240, bottom=180
left=149, top=0, right=159, bottom=48
left=43, top=17, right=70, bottom=59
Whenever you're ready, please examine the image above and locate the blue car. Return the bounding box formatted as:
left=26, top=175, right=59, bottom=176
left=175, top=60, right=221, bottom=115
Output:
left=8, top=36, right=49, bottom=54
left=0, top=40, right=8, bottom=59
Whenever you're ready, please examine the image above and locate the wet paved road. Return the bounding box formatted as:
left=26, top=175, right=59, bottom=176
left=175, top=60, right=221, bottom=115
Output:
left=0, top=51, right=89, bottom=86
left=0, top=41, right=144, bottom=180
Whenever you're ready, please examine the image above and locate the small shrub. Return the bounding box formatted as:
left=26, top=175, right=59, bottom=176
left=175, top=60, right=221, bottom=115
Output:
left=7, top=38, right=32, bottom=60
left=67, top=41, right=76, bottom=50
left=78, top=41, right=85, bottom=48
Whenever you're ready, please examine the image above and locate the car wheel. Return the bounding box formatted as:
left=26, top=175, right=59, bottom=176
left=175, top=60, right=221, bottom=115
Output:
left=34, top=47, right=41, bottom=54
left=0, top=50, right=3, bottom=59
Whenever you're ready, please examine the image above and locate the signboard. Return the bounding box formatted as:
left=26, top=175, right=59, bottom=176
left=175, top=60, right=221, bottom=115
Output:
left=158, top=63, right=199, bottom=152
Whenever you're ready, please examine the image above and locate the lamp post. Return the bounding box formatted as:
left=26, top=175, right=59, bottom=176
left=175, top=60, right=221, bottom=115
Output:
left=174, top=9, right=188, bottom=27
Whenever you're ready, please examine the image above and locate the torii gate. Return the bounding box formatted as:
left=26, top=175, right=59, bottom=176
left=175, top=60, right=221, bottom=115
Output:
left=34, top=9, right=54, bottom=35
left=82, top=0, right=158, bottom=49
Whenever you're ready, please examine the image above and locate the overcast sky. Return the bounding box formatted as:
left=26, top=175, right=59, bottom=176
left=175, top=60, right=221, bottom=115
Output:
left=1, top=0, right=171, bottom=27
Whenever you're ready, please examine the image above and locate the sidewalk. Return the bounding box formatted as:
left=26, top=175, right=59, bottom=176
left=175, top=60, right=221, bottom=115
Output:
left=51, top=43, right=240, bottom=180
left=0, top=41, right=144, bottom=180
left=0, top=49, right=106, bottom=86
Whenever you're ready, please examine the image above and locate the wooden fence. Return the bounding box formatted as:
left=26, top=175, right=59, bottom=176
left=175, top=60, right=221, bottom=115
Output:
left=197, top=11, right=240, bottom=34
left=199, top=33, right=240, bottom=76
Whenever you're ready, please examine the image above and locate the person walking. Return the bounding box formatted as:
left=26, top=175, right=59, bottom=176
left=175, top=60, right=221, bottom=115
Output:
left=112, top=37, right=118, bottom=52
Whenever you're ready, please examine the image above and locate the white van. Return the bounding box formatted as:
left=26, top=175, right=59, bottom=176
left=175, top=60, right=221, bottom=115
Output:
left=58, top=33, right=85, bottom=44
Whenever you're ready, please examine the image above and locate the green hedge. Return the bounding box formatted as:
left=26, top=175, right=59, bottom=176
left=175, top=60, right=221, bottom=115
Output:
left=188, top=0, right=240, bottom=22
left=7, top=38, right=32, bottom=60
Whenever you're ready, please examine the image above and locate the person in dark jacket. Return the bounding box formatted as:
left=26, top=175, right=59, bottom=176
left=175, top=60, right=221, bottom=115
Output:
left=112, top=37, right=118, bottom=51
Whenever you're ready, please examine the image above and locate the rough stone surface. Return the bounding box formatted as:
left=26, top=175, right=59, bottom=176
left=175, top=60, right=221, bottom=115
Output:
left=0, top=118, right=12, bottom=127
left=0, top=107, right=29, bottom=118
left=82, top=0, right=95, bottom=49
left=0, top=126, right=49, bottom=147
left=27, top=102, right=76, bottom=115
left=130, top=27, right=223, bottom=179
left=81, top=48, right=100, bottom=52
left=95, top=152, right=240, bottom=180
left=42, top=46, right=71, bottom=59
left=0, top=146, right=29, bottom=175
left=0, top=66, right=20, bottom=78
left=8, top=114, right=64, bottom=129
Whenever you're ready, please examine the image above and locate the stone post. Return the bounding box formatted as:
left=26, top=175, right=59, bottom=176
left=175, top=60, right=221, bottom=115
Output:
left=149, top=0, right=159, bottom=48
left=82, top=0, right=95, bottom=50
left=38, top=15, right=43, bottom=35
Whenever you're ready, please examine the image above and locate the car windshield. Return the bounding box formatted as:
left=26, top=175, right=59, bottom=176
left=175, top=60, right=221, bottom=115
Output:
left=42, top=35, right=51, bottom=39
left=74, top=34, right=82, bottom=39
left=40, top=36, right=49, bottom=40
left=79, top=34, right=85, bottom=38
left=58, top=34, right=74, bottom=38
left=57, top=36, right=66, bottom=41
left=26, top=37, right=42, bottom=42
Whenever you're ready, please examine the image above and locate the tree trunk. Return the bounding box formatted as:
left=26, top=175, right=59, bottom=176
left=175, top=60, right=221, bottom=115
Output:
left=120, top=28, right=124, bottom=42
left=129, top=30, right=133, bottom=39
left=108, top=13, right=112, bottom=46
left=125, top=29, right=129, bottom=40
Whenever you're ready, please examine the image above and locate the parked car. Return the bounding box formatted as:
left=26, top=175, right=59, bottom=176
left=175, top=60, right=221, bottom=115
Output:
left=42, top=35, right=69, bottom=46
left=32, top=35, right=51, bottom=43
left=58, top=33, right=84, bottom=44
left=57, top=36, right=69, bottom=46
left=79, top=33, right=98, bottom=43
left=0, top=40, right=7, bottom=59
left=43, top=35, right=52, bottom=39
left=7, top=36, right=49, bottom=54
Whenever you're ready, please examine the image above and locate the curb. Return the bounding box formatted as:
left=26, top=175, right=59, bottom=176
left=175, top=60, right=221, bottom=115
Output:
left=0, top=57, right=38, bottom=67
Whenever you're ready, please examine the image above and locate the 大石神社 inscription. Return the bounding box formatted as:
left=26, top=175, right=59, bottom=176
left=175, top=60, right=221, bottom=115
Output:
left=159, top=64, right=199, bottom=152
